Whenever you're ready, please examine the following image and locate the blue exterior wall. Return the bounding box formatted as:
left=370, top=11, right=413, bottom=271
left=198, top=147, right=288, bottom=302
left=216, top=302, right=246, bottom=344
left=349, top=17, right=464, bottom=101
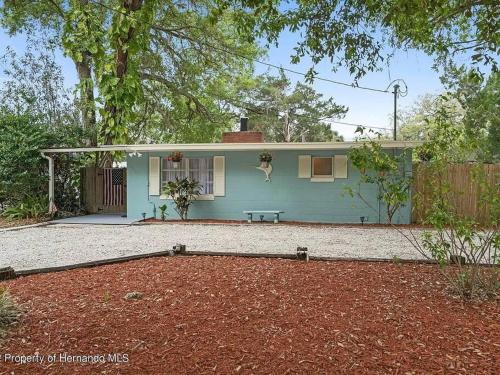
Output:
left=126, top=149, right=413, bottom=224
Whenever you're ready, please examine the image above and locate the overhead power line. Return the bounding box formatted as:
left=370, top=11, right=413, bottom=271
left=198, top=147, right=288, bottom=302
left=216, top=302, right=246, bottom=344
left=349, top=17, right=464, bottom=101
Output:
left=89, top=0, right=393, bottom=94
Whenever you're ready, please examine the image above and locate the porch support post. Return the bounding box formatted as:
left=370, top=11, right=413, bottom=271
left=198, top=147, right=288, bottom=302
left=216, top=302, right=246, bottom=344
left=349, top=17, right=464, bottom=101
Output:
left=41, top=152, right=56, bottom=214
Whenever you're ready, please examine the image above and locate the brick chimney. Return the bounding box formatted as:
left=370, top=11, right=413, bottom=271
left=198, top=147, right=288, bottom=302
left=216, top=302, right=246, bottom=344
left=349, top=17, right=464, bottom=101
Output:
left=222, top=117, right=264, bottom=143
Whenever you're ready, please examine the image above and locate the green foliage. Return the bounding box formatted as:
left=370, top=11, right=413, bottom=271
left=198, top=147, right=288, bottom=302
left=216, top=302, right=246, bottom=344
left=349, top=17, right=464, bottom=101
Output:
left=0, top=45, right=79, bottom=129
left=398, top=94, right=464, bottom=142
left=445, top=70, right=500, bottom=162
left=399, top=72, right=499, bottom=163
left=1, top=0, right=261, bottom=146
left=0, top=286, right=21, bottom=338
left=0, top=44, right=88, bottom=213
left=162, top=177, right=201, bottom=220
left=347, top=129, right=411, bottom=223
left=414, top=109, right=472, bottom=165
left=159, top=204, right=168, bottom=221
left=407, top=112, right=499, bottom=299
left=244, top=72, right=347, bottom=142
left=0, top=113, right=55, bottom=206
left=1, top=196, right=48, bottom=220
left=417, top=166, right=499, bottom=299
left=0, top=111, right=85, bottom=213
left=216, top=1, right=498, bottom=80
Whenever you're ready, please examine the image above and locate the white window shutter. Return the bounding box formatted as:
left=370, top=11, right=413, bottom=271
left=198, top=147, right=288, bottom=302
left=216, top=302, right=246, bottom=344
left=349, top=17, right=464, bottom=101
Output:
left=213, top=156, right=225, bottom=196
left=149, top=157, right=160, bottom=195
left=298, top=155, right=311, bottom=178
left=334, top=155, right=348, bottom=178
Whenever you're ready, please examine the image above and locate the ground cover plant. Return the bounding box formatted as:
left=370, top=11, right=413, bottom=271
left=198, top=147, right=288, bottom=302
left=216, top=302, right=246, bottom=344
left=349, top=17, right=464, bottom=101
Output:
left=0, top=286, right=21, bottom=338
left=0, top=256, right=497, bottom=374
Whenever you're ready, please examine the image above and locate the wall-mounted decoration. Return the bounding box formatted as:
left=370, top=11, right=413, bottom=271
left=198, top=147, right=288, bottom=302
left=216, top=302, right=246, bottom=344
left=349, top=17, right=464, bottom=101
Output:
left=257, top=151, right=273, bottom=181
left=128, top=151, right=143, bottom=157
left=259, top=151, right=273, bottom=168
left=256, top=163, right=272, bottom=182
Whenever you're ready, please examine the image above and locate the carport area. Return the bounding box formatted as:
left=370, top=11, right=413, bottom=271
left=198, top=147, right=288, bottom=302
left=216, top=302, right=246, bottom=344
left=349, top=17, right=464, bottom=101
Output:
left=0, top=223, right=426, bottom=272
left=51, top=214, right=136, bottom=225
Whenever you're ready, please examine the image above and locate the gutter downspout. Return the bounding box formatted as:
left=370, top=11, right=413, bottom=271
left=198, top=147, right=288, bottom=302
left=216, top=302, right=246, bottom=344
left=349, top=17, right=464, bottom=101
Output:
left=41, top=152, right=57, bottom=214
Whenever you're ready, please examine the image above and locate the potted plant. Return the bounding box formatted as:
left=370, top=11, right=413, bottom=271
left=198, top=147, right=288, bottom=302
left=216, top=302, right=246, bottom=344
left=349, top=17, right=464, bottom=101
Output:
left=259, top=151, right=272, bottom=168
left=168, top=151, right=183, bottom=168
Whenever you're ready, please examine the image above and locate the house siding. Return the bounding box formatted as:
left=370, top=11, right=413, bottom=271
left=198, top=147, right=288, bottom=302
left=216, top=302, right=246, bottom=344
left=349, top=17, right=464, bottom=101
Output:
left=126, top=149, right=413, bottom=224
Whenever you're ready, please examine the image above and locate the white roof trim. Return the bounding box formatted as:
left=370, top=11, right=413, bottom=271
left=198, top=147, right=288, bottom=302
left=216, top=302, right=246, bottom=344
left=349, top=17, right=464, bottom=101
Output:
left=40, top=141, right=423, bottom=153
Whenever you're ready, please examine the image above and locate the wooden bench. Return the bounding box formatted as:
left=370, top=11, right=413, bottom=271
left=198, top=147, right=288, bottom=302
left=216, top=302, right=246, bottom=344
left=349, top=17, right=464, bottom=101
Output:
left=243, top=210, right=284, bottom=224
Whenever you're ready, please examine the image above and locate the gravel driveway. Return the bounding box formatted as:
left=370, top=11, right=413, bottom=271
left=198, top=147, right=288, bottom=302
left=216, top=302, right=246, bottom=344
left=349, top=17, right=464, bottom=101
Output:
left=0, top=223, right=426, bottom=271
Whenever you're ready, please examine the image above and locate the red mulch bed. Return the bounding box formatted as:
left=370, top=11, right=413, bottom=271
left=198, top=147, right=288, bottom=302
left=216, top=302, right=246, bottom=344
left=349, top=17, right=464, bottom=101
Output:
left=1, top=257, right=498, bottom=374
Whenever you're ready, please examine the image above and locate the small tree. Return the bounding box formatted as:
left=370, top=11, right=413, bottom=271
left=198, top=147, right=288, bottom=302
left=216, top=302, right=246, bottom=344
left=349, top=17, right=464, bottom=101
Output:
left=405, top=116, right=499, bottom=299
left=162, top=177, right=201, bottom=220
left=347, top=129, right=412, bottom=223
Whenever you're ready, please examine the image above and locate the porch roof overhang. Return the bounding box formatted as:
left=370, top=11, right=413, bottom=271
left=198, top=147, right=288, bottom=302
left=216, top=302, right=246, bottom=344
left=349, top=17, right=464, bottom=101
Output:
left=40, top=141, right=423, bottom=154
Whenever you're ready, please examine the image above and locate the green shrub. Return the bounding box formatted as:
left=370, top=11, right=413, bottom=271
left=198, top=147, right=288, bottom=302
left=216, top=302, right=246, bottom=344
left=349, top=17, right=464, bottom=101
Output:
left=1, top=196, right=48, bottom=220
left=0, top=112, right=86, bottom=215
left=159, top=204, right=168, bottom=221
left=404, top=117, right=499, bottom=300
left=417, top=166, right=499, bottom=300
left=0, top=287, right=21, bottom=338
left=162, top=177, right=201, bottom=220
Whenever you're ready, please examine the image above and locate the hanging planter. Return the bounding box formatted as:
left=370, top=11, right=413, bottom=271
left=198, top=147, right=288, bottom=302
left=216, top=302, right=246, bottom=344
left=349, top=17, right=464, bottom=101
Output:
left=168, top=152, right=183, bottom=168
left=259, top=151, right=272, bottom=168
left=256, top=151, right=273, bottom=181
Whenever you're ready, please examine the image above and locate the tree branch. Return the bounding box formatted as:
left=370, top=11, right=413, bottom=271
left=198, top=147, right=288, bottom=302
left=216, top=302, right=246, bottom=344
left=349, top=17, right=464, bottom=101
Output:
left=140, top=72, right=210, bottom=117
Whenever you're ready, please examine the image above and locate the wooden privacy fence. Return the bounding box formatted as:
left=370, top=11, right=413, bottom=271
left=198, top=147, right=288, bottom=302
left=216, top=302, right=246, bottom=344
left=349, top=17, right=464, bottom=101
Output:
left=81, top=167, right=127, bottom=214
left=412, top=163, right=499, bottom=225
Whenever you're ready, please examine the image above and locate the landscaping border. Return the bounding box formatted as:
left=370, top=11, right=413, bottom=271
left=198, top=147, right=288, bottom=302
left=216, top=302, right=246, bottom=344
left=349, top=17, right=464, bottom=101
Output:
left=11, top=250, right=437, bottom=278
left=0, top=221, right=52, bottom=232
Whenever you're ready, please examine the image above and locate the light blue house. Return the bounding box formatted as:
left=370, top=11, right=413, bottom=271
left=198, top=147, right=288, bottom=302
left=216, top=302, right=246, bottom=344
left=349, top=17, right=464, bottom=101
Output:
left=41, top=130, right=419, bottom=224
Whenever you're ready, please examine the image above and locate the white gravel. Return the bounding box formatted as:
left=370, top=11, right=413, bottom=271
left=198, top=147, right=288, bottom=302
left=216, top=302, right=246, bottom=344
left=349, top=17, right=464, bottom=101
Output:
left=0, top=223, right=426, bottom=271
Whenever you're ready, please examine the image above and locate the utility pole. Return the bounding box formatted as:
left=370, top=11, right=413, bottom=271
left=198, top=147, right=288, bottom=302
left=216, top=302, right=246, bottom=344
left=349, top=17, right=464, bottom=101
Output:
left=392, top=84, right=400, bottom=141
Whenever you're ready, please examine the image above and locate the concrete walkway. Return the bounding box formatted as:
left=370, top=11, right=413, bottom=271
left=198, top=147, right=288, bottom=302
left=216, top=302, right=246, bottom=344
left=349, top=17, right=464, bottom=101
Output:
left=50, top=214, right=137, bottom=225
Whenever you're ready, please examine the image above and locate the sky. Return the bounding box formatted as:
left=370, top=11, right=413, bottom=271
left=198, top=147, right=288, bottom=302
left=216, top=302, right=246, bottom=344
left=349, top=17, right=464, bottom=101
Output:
left=0, top=26, right=445, bottom=141
left=257, top=31, right=444, bottom=140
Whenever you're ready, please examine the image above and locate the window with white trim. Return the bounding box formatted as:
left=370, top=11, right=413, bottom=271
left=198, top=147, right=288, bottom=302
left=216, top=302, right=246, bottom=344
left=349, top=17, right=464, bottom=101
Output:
left=161, top=157, right=214, bottom=195
left=312, top=157, right=333, bottom=178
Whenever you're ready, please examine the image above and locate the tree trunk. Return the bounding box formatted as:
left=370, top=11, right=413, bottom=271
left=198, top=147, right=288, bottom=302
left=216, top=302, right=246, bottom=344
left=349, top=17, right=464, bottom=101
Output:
left=283, top=111, right=291, bottom=142
left=101, top=0, right=143, bottom=146
left=75, top=51, right=97, bottom=146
